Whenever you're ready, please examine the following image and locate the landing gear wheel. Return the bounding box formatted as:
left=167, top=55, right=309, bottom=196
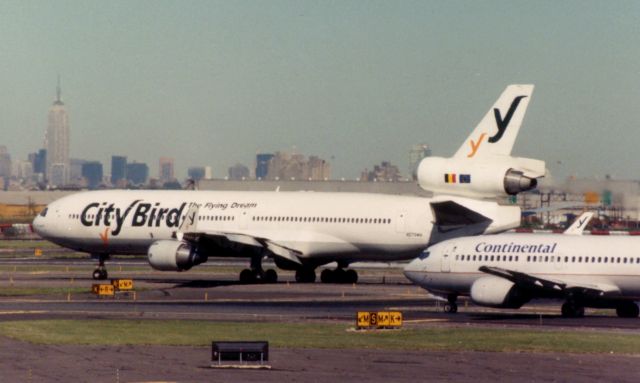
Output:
left=344, top=269, right=358, bottom=284
left=616, top=302, right=640, bottom=318
left=295, top=268, right=316, bottom=283
left=239, top=268, right=255, bottom=284
left=444, top=302, right=458, bottom=313
left=320, top=269, right=334, bottom=283
left=264, top=269, right=278, bottom=284
left=92, top=269, right=108, bottom=280
left=561, top=302, right=585, bottom=318
left=92, top=254, right=109, bottom=280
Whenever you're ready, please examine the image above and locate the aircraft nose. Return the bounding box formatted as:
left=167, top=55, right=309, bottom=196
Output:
left=32, top=207, right=49, bottom=238
left=403, top=257, right=427, bottom=283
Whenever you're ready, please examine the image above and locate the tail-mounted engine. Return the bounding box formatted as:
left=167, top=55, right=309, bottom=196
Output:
left=417, top=156, right=545, bottom=199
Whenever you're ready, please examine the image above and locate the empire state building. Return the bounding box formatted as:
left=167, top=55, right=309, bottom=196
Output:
left=45, top=79, right=70, bottom=186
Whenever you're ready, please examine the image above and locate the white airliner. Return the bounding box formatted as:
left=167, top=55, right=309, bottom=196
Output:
left=404, top=212, right=640, bottom=318
left=33, top=84, right=545, bottom=284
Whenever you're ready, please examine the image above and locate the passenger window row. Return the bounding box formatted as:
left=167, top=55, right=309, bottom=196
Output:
left=454, top=254, right=640, bottom=265
left=455, top=254, right=519, bottom=262
left=199, top=215, right=234, bottom=222
left=252, top=216, right=391, bottom=224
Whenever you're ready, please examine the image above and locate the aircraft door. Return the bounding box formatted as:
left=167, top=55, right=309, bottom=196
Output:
left=440, top=245, right=456, bottom=273
left=396, top=211, right=407, bottom=233
left=238, top=211, right=249, bottom=230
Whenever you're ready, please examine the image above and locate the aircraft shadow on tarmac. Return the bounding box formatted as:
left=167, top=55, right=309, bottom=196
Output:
left=138, top=278, right=239, bottom=288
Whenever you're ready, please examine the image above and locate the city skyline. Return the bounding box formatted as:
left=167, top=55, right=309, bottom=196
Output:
left=2, top=2, right=640, bottom=181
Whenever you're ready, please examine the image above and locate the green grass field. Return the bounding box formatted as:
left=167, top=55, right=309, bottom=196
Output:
left=0, top=319, right=637, bottom=354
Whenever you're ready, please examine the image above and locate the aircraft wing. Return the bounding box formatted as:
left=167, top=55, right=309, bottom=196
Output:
left=181, top=230, right=303, bottom=265
left=428, top=197, right=520, bottom=245
left=479, top=265, right=621, bottom=298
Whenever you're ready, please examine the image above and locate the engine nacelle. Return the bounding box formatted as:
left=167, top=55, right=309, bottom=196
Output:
left=470, top=276, right=529, bottom=308
left=147, top=240, right=205, bottom=271
left=417, top=156, right=545, bottom=199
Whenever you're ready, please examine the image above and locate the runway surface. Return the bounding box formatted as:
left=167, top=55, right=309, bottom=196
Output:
left=0, top=255, right=639, bottom=382
left=0, top=257, right=638, bottom=328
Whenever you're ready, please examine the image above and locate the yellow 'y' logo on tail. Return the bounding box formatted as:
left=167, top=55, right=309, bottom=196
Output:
left=467, top=133, right=487, bottom=158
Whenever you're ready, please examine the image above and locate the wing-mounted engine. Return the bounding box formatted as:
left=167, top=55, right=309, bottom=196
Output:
left=147, top=240, right=207, bottom=271
left=417, top=156, right=546, bottom=199
left=470, top=276, right=530, bottom=308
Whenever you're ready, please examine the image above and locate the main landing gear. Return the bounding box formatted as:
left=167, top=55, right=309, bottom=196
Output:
left=320, top=268, right=358, bottom=284
left=443, top=294, right=458, bottom=313
left=239, top=256, right=278, bottom=284
left=615, top=301, right=640, bottom=318
left=561, top=301, right=585, bottom=318
left=295, top=267, right=316, bottom=283
left=92, top=254, right=109, bottom=280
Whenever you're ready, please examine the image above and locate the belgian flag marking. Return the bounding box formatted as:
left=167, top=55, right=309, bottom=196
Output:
left=445, top=173, right=471, bottom=184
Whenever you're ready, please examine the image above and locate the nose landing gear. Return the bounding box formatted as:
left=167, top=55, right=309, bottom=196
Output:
left=92, top=254, right=109, bottom=280
left=443, top=294, right=458, bottom=313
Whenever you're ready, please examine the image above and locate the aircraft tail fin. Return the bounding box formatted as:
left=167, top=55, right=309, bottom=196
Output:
left=453, top=84, right=534, bottom=159
left=563, top=212, right=594, bottom=235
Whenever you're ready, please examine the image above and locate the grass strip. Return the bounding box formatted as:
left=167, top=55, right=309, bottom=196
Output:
left=0, top=287, right=89, bottom=296
left=0, top=319, right=637, bottom=354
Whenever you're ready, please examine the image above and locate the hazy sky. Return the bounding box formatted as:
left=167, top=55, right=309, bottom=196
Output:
left=1, top=1, right=640, bottom=180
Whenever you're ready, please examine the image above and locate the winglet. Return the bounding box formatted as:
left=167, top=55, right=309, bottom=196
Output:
left=454, top=84, right=534, bottom=159
left=563, top=212, right=594, bottom=235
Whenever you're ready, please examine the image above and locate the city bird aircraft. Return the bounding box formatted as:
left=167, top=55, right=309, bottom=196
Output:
left=404, top=212, right=640, bottom=318
left=33, top=84, right=545, bottom=284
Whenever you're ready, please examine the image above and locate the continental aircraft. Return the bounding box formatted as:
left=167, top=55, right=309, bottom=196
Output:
left=404, top=212, right=640, bottom=318
left=33, top=84, right=545, bottom=284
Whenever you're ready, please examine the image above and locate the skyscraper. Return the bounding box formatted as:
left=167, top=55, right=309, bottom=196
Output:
left=127, top=162, right=149, bottom=185
left=255, top=153, right=274, bottom=179
left=111, top=155, right=127, bottom=186
left=81, top=161, right=103, bottom=189
left=159, top=157, right=175, bottom=183
left=44, top=77, right=70, bottom=187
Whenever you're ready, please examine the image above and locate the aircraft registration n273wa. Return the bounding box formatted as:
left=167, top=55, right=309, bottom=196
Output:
left=404, top=213, right=640, bottom=318
left=33, top=84, right=545, bottom=284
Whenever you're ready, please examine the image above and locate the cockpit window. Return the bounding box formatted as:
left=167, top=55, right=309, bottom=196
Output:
left=418, top=251, right=430, bottom=260
left=39, top=208, right=48, bottom=217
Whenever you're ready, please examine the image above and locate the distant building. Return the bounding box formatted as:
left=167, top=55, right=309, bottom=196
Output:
left=111, top=155, right=127, bottom=186
left=307, top=156, right=331, bottom=181
left=255, top=153, right=274, bottom=179
left=188, top=166, right=206, bottom=181
left=81, top=161, right=103, bottom=189
left=361, top=161, right=402, bottom=182
left=12, top=160, right=33, bottom=180
left=48, top=163, right=67, bottom=188
left=31, top=149, right=47, bottom=176
left=45, top=77, right=70, bottom=186
left=228, top=163, right=250, bottom=180
left=159, top=157, right=175, bottom=183
left=409, top=143, right=431, bottom=180
left=265, top=151, right=331, bottom=181
left=69, top=158, right=86, bottom=184
left=204, top=166, right=213, bottom=180
left=0, top=146, right=11, bottom=179
left=127, top=162, right=149, bottom=185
